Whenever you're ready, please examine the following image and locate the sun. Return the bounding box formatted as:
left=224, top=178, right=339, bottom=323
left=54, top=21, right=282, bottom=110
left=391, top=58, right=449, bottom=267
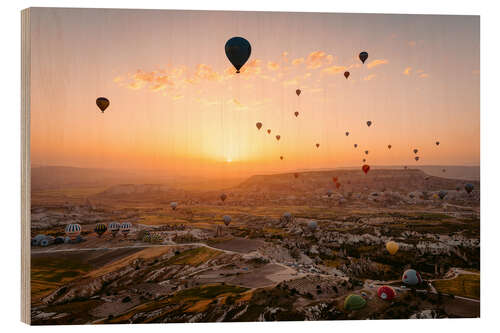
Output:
left=226, top=157, right=232, bottom=163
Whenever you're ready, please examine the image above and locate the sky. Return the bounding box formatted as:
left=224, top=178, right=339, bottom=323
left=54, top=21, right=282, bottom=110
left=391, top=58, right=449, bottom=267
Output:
left=30, top=8, right=479, bottom=179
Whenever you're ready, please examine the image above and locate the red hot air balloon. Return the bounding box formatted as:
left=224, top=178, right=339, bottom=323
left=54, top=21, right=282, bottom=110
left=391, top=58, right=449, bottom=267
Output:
left=296, top=89, right=301, bottom=96
left=344, top=71, right=350, bottom=79
left=267, top=129, right=271, bottom=134
left=377, top=286, right=396, bottom=301
left=276, top=135, right=281, bottom=141
left=294, top=111, right=299, bottom=117
left=362, top=164, right=370, bottom=174
left=335, top=182, right=341, bottom=189
left=256, top=122, right=262, bottom=130
left=332, top=177, right=338, bottom=183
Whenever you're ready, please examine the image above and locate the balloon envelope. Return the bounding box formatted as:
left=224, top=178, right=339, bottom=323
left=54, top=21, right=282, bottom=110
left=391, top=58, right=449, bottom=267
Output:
left=344, top=71, right=350, bottom=79
left=220, top=193, right=227, bottom=202
left=294, top=111, right=299, bottom=117
left=362, top=164, right=370, bottom=174
left=256, top=122, right=262, bottom=130
left=359, top=52, right=369, bottom=64
left=96, top=97, right=109, bottom=112
left=276, top=135, right=281, bottom=141
left=386, top=241, right=399, bottom=255
left=296, top=89, right=301, bottom=96
left=225, top=37, right=251, bottom=73
left=366, top=120, right=372, bottom=127
left=223, top=215, right=232, bottom=226
left=402, top=269, right=422, bottom=285
left=377, top=286, right=396, bottom=300
left=465, top=183, right=474, bottom=194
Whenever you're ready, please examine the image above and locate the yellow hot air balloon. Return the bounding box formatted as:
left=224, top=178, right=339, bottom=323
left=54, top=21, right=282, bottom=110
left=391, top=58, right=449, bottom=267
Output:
left=386, top=241, right=399, bottom=255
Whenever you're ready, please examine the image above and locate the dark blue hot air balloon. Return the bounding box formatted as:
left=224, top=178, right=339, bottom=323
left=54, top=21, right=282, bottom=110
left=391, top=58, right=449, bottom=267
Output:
left=225, top=37, right=251, bottom=73
left=465, top=183, right=474, bottom=194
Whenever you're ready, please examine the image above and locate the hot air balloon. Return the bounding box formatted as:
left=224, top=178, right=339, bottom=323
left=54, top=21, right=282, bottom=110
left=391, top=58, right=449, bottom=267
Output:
left=404, top=166, right=408, bottom=170
left=220, top=193, right=227, bottom=202
left=327, top=190, right=333, bottom=197
left=223, top=215, right=232, bottom=226
left=294, top=111, right=299, bottom=117
left=120, top=222, right=132, bottom=237
left=359, top=51, right=369, bottom=64
left=344, top=71, right=350, bottom=79
left=96, top=97, right=110, bottom=113
left=377, top=286, right=396, bottom=301
left=438, top=190, right=448, bottom=200
left=436, top=141, right=440, bottom=146
left=316, top=143, right=320, bottom=148
left=362, top=164, right=370, bottom=175
left=94, top=223, right=107, bottom=237
left=415, top=156, right=419, bottom=161
left=280, top=156, right=284, bottom=160
left=388, top=144, right=392, bottom=149
left=465, top=183, right=474, bottom=194
left=354, top=144, right=358, bottom=148
left=256, top=122, right=262, bottom=130
left=345, top=131, right=350, bottom=136
left=282, top=212, right=293, bottom=223
left=294, top=173, right=299, bottom=179
left=386, top=241, right=399, bottom=255
left=442, top=168, right=446, bottom=173
left=170, top=202, right=178, bottom=210
left=335, top=182, right=341, bottom=189
left=65, top=224, right=81, bottom=240
left=109, top=222, right=121, bottom=237
left=267, top=129, right=271, bottom=134
left=225, top=37, right=251, bottom=73
left=332, top=177, right=338, bottom=183
left=344, top=294, right=366, bottom=311
left=276, top=135, right=281, bottom=141
left=308, top=220, right=317, bottom=231
left=413, top=149, right=418, bottom=154
left=363, top=158, right=366, bottom=163
left=402, top=269, right=422, bottom=286
left=366, top=120, right=372, bottom=127
left=296, top=89, right=301, bottom=96
left=365, top=150, right=369, bottom=155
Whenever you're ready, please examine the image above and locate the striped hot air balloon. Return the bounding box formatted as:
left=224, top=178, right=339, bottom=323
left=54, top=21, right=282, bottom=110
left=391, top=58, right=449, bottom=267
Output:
left=65, top=224, right=81, bottom=240
left=120, top=222, right=132, bottom=238
left=109, top=222, right=121, bottom=237
left=94, top=223, right=108, bottom=237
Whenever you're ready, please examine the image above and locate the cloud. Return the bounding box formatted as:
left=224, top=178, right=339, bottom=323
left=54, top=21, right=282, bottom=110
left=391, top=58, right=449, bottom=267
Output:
left=306, top=51, right=332, bottom=69
left=323, top=65, right=347, bottom=75
left=363, top=74, right=376, bottom=81
left=292, top=58, right=304, bottom=65
left=403, top=67, right=412, bottom=75
left=408, top=41, right=417, bottom=47
left=366, top=59, right=389, bottom=69
left=267, top=61, right=280, bottom=71
left=419, top=73, right=429, bottom=78
left=113, top=76, right=124, bottom=83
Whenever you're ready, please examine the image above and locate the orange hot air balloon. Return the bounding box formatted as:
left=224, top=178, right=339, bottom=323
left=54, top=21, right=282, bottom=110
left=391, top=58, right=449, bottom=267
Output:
left=296, top=89, right=301, bottom=96
left=294, top=111, right=299, bottom=117
left=362, top=164, right=370, bottom=175
left=256, top=122, right=262, bottom=130
left=280, top=156, right=284, bottom=160
left=316, top=143, right=320, bottom=148
left=386, top=241, right=399, bottom=255
left=276, top=135, right=281, bottom=141
left=344, top=71, right=350, bottom=79
left=267, top=129, right=271, bottom=134
left=96, top=97, right=110, bottom=113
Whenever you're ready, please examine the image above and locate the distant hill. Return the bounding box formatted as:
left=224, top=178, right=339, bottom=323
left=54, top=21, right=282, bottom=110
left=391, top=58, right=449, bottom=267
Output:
left=233, top=168, right=479, bottom=195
